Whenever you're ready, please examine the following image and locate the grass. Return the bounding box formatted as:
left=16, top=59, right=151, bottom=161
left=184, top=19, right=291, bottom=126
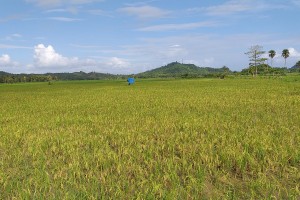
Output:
left=0, top=77, right=299, bottom=199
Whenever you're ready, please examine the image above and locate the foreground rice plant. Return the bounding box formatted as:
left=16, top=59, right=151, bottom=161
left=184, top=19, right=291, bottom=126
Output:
left=0, top=78, right=299, bottom=199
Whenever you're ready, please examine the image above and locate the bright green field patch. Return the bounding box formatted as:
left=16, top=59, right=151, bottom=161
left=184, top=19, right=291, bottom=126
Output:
left=0, top=78, right=299, bottom=199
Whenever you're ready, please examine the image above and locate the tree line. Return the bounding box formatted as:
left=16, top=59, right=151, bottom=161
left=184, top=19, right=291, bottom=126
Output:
left=0, top=73, right=57, bottom=84
left=245, top=45, right=300, bottom=77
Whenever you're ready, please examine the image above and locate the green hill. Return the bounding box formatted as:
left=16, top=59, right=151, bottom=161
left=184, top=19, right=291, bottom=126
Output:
left=0, top=62, right=231, bottom=83
left=136, top=62, right=229, bottom=78
left=290, top=65, right=300, bottom=72
left=0, top=71, right=11, bottom=76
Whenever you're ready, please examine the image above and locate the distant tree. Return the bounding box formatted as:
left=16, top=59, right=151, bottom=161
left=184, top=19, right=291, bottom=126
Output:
left=245, top=45, right=267, bottom=77
left=221, top=66, right=230, bottom=73
left=248, top=65, right=256, bottom=77
left=290, top=60, right=300, bottom=72
left=220, top=66, right=230, bottom=79
left=282, top=49, right=290, bottom=68
left=47, top=75, right=53, bottom=85
left=268, top=50, right=276, bottom=69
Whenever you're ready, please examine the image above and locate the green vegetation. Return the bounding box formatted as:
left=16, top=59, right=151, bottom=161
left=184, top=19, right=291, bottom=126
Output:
left=268, top=50, right=276, bottom=67
left=1, top=58, right=298, bottom=84
left=290, top=61, right=300, bottom=73
left=245, top=45, right=267, bottom=77
left=0, top=71, right=118, bottom=84
left=282, top=49, right=290, bottom=68
left=0, top=77, right=299, bottom=199
left=136, top=62, right=229, bottom=78
left=0, top=63, right=230, bottom=83
left=240, top=64, right=288, bottom=76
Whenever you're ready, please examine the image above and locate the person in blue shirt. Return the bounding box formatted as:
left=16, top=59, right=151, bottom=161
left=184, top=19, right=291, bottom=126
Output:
left=127, top=77, right=135, bottom=85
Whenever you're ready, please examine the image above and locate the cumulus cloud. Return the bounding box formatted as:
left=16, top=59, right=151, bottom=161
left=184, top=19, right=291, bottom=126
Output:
left=288, top=48, right=300, bottom=57
left=266, top=48, right=300, bottom=67
left=119, top=6, right=170, bottom=19
left=270, top=48, right=300, bottom=59
left=34, top=44, right=79, bottom=67
left=32, top=44, right=131, bottom=73
left=0, top=54, right=11, bottom=64
left=105, top=57, right=130, bottom=69
left=0, top=54, right=19, bottom=67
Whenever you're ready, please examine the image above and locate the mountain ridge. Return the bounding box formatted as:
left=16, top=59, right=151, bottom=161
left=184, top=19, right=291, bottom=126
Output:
left=0, top=62, right=230, bottom=80
left=136, top=62, right=229, bottom=78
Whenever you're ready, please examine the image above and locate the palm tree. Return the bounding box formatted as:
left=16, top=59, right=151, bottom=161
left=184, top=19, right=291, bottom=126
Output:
left=268, top=50, right=276, bottom=69
left=282, top=49, right=290, bottom=68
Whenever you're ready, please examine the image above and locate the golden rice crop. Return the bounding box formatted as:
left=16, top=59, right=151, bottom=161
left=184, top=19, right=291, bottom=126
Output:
left=0, top=78, right=299, bottom=199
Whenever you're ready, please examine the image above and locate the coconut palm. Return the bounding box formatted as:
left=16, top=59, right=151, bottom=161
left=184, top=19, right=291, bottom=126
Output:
left=268, top=50, right=276, bottom=68
left=282, top=49, right=290, bottom=68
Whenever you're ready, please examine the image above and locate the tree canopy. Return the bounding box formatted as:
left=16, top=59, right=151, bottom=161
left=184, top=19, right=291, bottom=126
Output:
left=282, top=49, right=290, bottom=68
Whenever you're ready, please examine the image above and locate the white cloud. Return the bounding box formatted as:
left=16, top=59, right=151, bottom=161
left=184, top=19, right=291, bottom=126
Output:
left=264, top=48, right=300, bottom=67
left=32, top=44, right=131, bottom=73
left=205, top=0, right=253, bottom=15
left=0, top=54, right=19, bottom=67
left=44, top=8, right=67, bottom=13
left=0, top=54, right=11, bottom=64
left=119, top=6, right=170, bottom=19
left=190, top=0, right=286, bottom=16
left=86, top=9, right=113, bottom=17
left=0, top=44, right=31, bottom=49
left=26, top=0, right=104, bottom=8
left=138, top=21, right=218, bottom=31
left=47, top=17, right=82, bottom=22
left=270, top=48, right=300, bottom=58
left=124, top=0, right=160, bottom=7
left=44, top=7, right=78, bottom=14
left=105, top=57, right=130, bottom=69
left=170, top=44, right=181, bottom=48
left=12, top=33, right=22, bottom=38
left=34, top=44, right=79, bottom=67
left=4, top=34, right=23, bottom=41
left=52, top=34, right=300, bottom=73
left=288, top=48, right=300, bottom=57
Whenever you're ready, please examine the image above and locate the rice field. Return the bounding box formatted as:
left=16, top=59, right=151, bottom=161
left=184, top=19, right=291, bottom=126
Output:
left=0, top=77, right=299, bottom=199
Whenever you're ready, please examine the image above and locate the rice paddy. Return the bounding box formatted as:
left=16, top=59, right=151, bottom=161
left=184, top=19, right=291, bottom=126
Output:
left=0, top=77, right=299, bottom=199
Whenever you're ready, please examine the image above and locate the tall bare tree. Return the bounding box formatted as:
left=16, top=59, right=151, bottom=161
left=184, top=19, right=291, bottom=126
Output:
left=245, top=45, right=266, bottom=77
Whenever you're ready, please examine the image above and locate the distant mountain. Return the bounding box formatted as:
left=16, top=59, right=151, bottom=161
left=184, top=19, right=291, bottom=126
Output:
left=0, top=62, right=231, bottom=83
left=136, top=62, right=229, bottom=78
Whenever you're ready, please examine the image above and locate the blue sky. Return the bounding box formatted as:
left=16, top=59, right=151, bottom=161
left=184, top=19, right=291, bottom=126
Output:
left=1, top=0, right=300, bottom=74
